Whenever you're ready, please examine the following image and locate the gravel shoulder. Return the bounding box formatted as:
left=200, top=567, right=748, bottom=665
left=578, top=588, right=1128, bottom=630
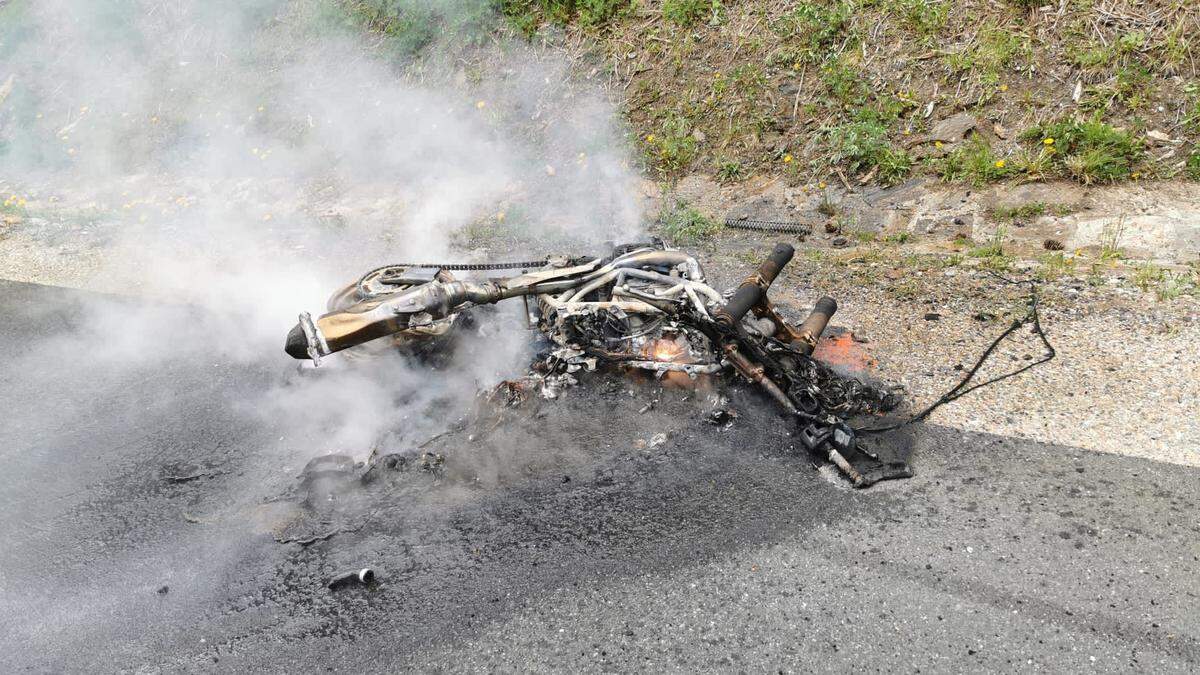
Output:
left=697, top=231, right=1200, bottom=468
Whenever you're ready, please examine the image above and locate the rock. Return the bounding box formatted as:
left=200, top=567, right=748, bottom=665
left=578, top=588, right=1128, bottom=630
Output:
left=648, top=433, right=668, bottom=448
left=928, top=113, right=978, bottom=143
left=924, top=312, right=941, bottom=321
left=832, top=236, right=849, bottom=248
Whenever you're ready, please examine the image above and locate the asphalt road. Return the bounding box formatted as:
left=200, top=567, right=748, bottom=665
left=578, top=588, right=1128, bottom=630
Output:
left=1, top=280, right=1196, bottom=673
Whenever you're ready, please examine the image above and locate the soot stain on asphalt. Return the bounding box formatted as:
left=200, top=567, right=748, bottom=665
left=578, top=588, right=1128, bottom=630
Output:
left=252, top=369, right=918, bottom=650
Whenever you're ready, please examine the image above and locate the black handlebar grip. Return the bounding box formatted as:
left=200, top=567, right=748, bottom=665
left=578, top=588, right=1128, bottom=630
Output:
left=793, top=296, right=838, bottom=356
left=716, top=243, right=795, bottom=327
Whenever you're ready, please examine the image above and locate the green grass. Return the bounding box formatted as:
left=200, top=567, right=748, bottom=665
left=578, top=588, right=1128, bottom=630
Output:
left=881, top=0, right=948, bottom=38
left=937, top=135, right=1016, bottom=185
left=968, top=227, right=1014, bottom=270
left=1098, top=218, right=1126, bottom=262
left=820, top=55, right=870, bottom=106
left=1037, top=251, right=1075, bottom=280
left=658, top=200, right=722, bottom=243
left=662, top=0, right=723, bottom=27
left=1184, top=83, right=1200, bottom=135
left=1022, top=118, right=1143, bottom=184
left=944, top=24, right=1030, bottom=95
left=1186, top=149, right=1200, bottom=181
left=343, top=0, right=634, bottom=42
left=1132, top=263, right=1197, bottom=301
left=501, top=0, right=634, bottom=34
left=716, top=159, right=745, bottom=182
left=338, top=0, right=503, bottom=55
left=452, top=205, right=535, bottom=244
left=1132, top=262, right=1165, bottom=291
left=771, top=1, right=855, bottom=65
left=647, top=114, right=699, bottom=174
left=825, top=119, right=912, bottom=184
left=990, top=201, right=1073, bottom=221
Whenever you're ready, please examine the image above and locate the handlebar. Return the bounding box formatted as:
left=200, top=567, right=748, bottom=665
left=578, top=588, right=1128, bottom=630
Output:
left=714, top=243, right=794, bottom=328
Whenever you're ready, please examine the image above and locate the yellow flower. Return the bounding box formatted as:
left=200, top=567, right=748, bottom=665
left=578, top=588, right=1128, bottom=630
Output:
left=994, top=160, right=1006, bottom=169
left=1131, top=172, right=1140, bottom=179
left=783, top=154, right=793, bottom=163
left=934, top=141, right=944, bottom=149
left=646, top=134, right=655, bottom=143
left=818, top=181, right=827, bottom=189
left=714, top=72, right=723, bottom=79
left=257, top=105, right=265, bottom=112
left=475, top=100, right=486, bottom=109
left=1043, top=137, right=1054, bottom=146
left=999, top=84, right=1008, bottom=92
left=497, top=211, right=506, bottom=222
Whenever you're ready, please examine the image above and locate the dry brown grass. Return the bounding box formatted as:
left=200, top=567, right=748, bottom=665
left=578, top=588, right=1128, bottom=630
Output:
left=539, top=0, right=1200, bottom=184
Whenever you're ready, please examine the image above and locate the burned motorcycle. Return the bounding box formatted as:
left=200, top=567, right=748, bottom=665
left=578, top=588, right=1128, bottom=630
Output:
left=285, top=241, right=1052, bottom=487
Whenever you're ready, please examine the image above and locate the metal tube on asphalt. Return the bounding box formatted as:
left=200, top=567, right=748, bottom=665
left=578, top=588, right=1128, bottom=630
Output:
left=327, top=568, right=375, bottom=590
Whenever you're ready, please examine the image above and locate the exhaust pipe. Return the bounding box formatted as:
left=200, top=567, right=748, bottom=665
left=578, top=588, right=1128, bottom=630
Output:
left=285, top=279, right=506, bottom=361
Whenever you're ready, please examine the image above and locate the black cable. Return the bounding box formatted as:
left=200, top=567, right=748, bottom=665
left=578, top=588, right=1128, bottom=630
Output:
left=855, top=272, right=1056, bottom=435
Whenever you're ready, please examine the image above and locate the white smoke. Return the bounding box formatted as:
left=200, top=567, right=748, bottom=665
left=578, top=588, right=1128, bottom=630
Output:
left=0, top=0, right=644, bottom=417
left=0, top=0, right=645, bottom=663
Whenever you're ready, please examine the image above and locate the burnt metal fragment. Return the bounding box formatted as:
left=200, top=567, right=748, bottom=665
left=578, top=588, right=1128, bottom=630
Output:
left=327, top=568, right=375, bottom=590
